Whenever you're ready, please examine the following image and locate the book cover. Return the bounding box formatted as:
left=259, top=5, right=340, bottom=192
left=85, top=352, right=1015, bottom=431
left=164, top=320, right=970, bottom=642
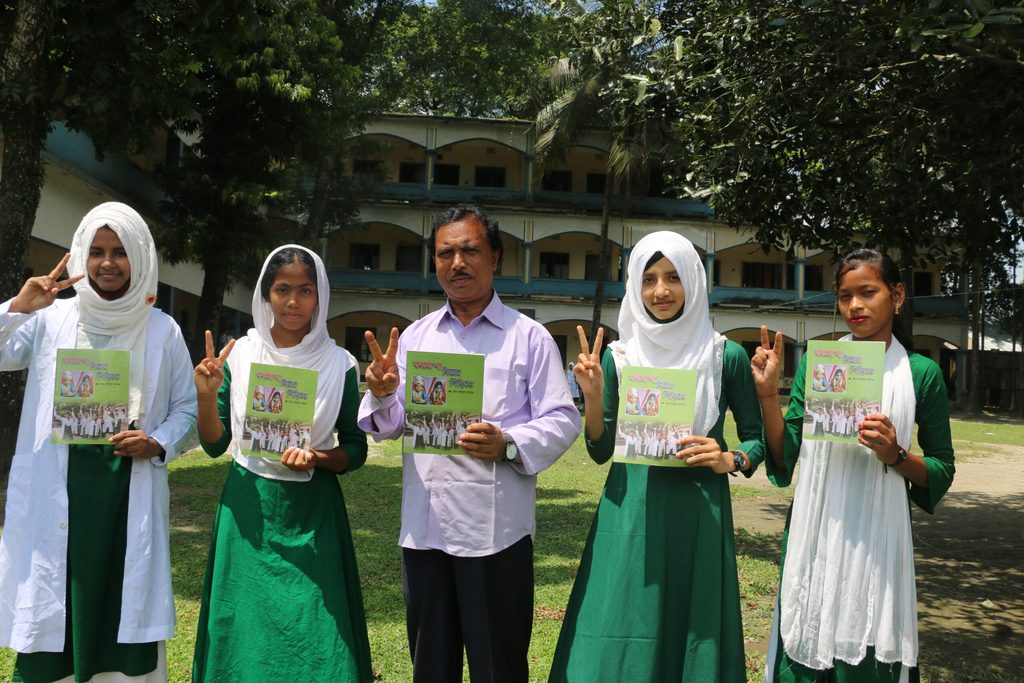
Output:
left=613, top=366, right=696, bottom=467
left=404, top=351, right=484, bottom=456
left=803, top=340, right=885, bottom=443
left=242, top=363, right=318, bottom=459
left=52, top=348, right=130, bottom=444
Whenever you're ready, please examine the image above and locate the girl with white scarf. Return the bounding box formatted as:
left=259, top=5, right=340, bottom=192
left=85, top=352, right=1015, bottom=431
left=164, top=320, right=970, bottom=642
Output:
left=0, top=202, right=196, bottom=682
left=549, top=231, right=765, bottom=682
left=190, top=245, right=372, bottom=682
left=752, top=249, right=955, bottom=682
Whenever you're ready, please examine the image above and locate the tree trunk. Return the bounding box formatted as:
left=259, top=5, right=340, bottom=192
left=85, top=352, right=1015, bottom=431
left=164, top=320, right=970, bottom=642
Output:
left=0, top=0, right=54, bottom=477
left=590, top=171, right=614, bottom=342
left=193, top=253, right=231, bottom=361
left=304, top=156, right=334, bottom=242
left=966, top=256, right=983, bottom=414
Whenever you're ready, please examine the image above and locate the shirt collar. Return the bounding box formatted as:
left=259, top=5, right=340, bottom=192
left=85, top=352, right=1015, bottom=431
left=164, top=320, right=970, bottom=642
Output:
left=442, top=291, right=508, bottom=330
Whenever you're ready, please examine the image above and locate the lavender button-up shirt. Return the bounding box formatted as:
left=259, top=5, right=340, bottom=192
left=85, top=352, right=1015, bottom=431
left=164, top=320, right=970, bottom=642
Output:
left=357, top=294, right=580, bottom=557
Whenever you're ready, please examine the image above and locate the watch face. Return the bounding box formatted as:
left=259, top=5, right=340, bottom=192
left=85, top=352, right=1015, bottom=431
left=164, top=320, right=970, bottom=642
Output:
left=505, top=441, right=518, bottom=461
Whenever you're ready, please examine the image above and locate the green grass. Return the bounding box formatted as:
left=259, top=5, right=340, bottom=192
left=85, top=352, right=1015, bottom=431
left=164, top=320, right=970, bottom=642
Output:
left=1, top=411, right=1020, bottom=681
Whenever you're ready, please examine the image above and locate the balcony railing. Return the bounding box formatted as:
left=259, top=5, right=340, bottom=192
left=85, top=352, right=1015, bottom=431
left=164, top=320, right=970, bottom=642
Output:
left=360, top=181, right=712, bottom=218
left=326, top=269, right=625, bottom=300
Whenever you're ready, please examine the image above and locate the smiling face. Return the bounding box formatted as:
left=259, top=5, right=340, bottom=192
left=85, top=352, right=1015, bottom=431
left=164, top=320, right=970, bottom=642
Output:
left=268, top=261, right=318, bottom=344
left=640, top=257, right=685, bottom=320
left=433, top=217, right=499, bottom=319
left=87, top=227, right=132, bottom=293
left=836, top=263, right=905, bottom=344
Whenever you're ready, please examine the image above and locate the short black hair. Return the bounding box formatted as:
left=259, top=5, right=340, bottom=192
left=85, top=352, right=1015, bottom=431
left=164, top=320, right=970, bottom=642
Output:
left=260, top=247, right=317, bottom=300
left=428, top=206, right=503, bottom=262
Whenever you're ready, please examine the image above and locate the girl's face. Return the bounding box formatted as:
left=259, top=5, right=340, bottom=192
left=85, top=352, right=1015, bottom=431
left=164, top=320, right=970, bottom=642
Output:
left=88, top=227, right=131, bottom=292
left=269, top=262, right=317, bottom=337
left=836, top=263, right=905, bottom=345
left=640, top=257, right=685, bottom=320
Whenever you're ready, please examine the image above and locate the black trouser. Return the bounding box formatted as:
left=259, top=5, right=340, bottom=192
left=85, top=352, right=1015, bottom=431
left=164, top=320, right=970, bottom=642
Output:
left=401, top=535, right=533, bottom=683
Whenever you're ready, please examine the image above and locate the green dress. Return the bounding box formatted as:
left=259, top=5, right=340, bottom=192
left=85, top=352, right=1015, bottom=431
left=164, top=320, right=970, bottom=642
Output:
left=13, top=447, right=158, bottom=682
left=549, top=340, right=765, bottom=683
left=766, top=352, right=955, bottom=683
left=191, top=365, right=373, bottom=682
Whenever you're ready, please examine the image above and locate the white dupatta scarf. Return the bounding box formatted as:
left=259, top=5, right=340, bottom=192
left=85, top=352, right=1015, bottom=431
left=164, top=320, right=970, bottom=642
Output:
left=780, top=335, right=918, bottom=675
left=608, top=231, right=725, bottom=437
left=228, top=245, right=353, bottom=482
left=67, top=202, right=159, bottom=425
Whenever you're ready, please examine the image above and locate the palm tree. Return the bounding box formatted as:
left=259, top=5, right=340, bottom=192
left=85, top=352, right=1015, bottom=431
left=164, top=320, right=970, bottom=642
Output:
left=533, top=3, right=662, bottom=339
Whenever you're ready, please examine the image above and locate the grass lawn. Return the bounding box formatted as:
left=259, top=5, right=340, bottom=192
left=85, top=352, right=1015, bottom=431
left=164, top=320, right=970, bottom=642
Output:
left=1, top=412, right=1021, bottom=681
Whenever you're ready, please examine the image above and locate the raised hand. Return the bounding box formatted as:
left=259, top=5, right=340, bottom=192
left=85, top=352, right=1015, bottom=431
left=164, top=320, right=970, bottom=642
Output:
left=573, top=325, right=605, bottom=399
left=364, top=327, right=400, bottom=397
left=751, top=325, right=783, bottom=397
left=9, top=253, right=84, bottom=314
left=194, top=330, right=235, bottom=398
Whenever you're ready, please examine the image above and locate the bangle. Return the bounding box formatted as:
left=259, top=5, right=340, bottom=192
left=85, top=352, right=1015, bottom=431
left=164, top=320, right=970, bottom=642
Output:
left=758, top=390, right=779, bottom=399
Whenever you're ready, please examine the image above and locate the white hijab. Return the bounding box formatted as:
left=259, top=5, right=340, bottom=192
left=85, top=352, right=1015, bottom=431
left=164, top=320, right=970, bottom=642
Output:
left=779, top=335, right=918, bottom=675
left=609, top=231, right=725, bottom=436
left=228, top=245, right=353, bottom=481
left=67, top=202, right=159, bottom=424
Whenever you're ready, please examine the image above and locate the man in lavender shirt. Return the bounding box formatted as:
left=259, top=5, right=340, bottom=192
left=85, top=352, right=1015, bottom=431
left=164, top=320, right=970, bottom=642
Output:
left=358, top=206, right=580, bottom=683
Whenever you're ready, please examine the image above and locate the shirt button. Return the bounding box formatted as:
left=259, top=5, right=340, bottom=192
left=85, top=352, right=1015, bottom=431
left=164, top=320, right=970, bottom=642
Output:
left=58, top=522, right=67, bottom=529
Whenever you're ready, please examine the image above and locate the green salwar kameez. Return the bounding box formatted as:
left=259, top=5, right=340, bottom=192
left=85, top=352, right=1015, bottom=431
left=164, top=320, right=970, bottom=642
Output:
left=191, top=365, right=372, bottom=682
left=14, top=447, right=158, bottom=683
left=767, top=352, right=955, bottom=683
left=549, top=340, right=764, bottom=683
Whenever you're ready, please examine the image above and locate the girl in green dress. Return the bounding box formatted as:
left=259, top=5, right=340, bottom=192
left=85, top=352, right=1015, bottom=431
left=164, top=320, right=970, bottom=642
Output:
left=548, top=231, right=764, bottom=682
left=191, top=245, right=372, bottom=682
left=752, top=249, right=955, bottom=682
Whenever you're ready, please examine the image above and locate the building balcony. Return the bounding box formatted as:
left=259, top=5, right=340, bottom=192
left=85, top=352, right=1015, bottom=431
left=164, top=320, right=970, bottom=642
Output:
left=710, top=287, right=834, bottom=310
left=360, top=181, right=711, bottom=218
left=913, top=296, right=969, bottom=318
left=326, top=269, right=625, bottom=300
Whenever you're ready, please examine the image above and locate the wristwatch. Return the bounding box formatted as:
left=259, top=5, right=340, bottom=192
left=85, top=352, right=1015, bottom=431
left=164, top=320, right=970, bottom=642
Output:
left=891, top=445, right=908, bottom=467
left=729, top=450, right=745, bottom=477
left=504, top=435, right=519, bottom=463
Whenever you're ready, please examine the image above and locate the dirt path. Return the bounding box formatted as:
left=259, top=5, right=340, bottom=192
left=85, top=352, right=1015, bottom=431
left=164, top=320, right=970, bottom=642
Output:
left=729, top=447, right=1024, bottom=681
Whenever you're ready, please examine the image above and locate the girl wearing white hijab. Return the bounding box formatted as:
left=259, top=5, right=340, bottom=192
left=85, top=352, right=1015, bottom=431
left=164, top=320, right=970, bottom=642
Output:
left=0, top=202, right=196, bottom=682
left=191, top=245, right=372, bottom=682
left=549, top=231, right=765, bottom=682
left=753, top=249, right=955, bottom=683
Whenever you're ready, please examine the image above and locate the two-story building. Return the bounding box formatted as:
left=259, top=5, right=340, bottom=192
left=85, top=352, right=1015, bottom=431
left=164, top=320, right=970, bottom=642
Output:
left=12, top=113, right=971, bottom=400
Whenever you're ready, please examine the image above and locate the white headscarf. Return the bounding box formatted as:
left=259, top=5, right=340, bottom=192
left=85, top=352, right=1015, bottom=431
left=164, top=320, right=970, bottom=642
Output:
left=608, top=231, right=725, bottom=436
left=228, top=245, right=354, bottom=481
left=67, top=202, right=159, bottom=424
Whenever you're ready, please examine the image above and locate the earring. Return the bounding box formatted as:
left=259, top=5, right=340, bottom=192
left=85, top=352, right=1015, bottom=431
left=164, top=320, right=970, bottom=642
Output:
left=895, top=305, right=902, bottom=315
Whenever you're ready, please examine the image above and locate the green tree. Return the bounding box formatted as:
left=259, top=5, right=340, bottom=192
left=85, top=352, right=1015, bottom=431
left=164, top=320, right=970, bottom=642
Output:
left=534, top=0, right=666, bottom=338
left=653, top=1, right=1024, bottom=410
left=386, top=0, right=563, bottom=118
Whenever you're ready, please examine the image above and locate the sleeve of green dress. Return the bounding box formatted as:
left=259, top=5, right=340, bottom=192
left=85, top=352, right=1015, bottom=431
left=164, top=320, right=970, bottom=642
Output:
left=336, top=366, right=368, bottom=473
left=721, top=340, right=765, bottom=474
left=908, top=354, right=955, bottom=514
left=583, top=351, right=619, bottom=465
left=765, top=353, right=807, bottom=488
left=199, top=363, right=233, bottom=456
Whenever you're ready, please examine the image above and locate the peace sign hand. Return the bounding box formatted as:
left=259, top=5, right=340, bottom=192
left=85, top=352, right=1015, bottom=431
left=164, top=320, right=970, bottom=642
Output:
left=194, top=330, right=235, bottom=398
left=573, top=325, right=605, bottom=399
left=365, top=327, right=400, bottom=397
left=751, top=325, right=783, bottom=397
left=9, top=253, right=84, bottom=314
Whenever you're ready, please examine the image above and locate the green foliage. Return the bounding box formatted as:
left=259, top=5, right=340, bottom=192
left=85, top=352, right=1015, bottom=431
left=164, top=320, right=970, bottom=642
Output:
left=384, top=0, right=564, bottom=118
left=651, top=1, right=1024, bottom=273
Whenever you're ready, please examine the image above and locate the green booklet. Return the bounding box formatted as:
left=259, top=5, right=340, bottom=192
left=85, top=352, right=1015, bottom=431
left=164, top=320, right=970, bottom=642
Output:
left=613, top=366, right=696, bottom=467
left=242, top=363, right=318, bottom=459
left=404, top=351, right=484, bottom=456
left=52, top=348, right=130, bottom=444
left=803, top=340, right=885, bottom=443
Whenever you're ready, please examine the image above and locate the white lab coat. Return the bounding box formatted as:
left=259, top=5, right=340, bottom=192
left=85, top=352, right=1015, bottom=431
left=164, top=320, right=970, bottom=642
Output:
left=0, top=297, right=196, bottom=652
